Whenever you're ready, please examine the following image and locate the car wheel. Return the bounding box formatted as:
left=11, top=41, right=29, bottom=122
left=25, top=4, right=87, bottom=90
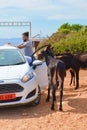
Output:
left=32, top=86, right=41, bottom=106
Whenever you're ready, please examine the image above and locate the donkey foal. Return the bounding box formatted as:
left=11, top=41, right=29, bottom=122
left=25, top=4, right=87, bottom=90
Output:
left=41, top=45, right=66, bottom=111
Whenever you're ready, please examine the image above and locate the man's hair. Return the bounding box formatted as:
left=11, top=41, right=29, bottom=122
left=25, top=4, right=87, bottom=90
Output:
left=22, top=32, right=29, bottom=38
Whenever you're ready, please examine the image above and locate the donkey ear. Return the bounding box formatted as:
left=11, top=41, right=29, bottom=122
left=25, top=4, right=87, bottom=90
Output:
left=50, top=46, right=54, bottom=50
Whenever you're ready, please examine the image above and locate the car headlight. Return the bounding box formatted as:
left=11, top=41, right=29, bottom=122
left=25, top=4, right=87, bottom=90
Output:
left=21, top=72, right=34, bottom=83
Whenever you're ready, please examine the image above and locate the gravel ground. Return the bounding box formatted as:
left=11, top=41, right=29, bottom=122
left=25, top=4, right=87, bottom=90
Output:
left=0, top=70, right=87, bottom=130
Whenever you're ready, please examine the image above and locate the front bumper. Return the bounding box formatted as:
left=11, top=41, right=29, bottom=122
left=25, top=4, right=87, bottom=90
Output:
left=0, top=75, right=38, bottom=107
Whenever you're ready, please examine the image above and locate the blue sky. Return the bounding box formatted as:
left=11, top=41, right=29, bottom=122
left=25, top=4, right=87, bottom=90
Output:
left=0, top=0, right=87, bottom=38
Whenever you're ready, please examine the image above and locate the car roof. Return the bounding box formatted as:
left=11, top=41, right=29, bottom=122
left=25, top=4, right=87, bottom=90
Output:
left=0, top=45, right=18, bottom=50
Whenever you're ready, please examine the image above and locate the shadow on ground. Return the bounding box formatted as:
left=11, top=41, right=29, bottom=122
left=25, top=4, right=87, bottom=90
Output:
left=67, top=98, right=87, bottom=114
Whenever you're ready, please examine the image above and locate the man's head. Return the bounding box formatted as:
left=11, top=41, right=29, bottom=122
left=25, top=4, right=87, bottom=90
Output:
left=22, top=32, right=29, bottom=42
left=7, top=43, right=12, bottom=46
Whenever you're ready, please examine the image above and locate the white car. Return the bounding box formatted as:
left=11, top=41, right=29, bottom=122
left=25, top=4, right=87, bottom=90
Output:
left=0, top=45, right=48, bottom=107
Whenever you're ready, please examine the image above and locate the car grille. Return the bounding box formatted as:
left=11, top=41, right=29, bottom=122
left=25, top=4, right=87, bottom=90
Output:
left=0, top=97, right=22, bottom=103
left=0, top=84, right=24, bottom=94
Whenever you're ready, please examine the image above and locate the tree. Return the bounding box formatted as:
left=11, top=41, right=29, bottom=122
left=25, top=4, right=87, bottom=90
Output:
left=58, top=28, right=70, bottom=34
left=71, top=24, right=83, bottom=32
left=58, top=23, right=83, bottom=33
left=58, top=23, right=71, bottom=33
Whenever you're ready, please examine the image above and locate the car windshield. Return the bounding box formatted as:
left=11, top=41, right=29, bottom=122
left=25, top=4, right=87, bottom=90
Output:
left=0, top=49, right=26, bottom=66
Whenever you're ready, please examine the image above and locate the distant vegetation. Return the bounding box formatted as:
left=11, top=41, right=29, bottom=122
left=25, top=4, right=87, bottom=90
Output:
left=39, top=23, right=87, bottom=54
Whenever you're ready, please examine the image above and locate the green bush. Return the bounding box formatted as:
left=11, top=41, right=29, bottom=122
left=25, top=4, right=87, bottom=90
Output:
left=39, top=23, right=87, bottom=55
left=53, top=32, right=87, bottom=54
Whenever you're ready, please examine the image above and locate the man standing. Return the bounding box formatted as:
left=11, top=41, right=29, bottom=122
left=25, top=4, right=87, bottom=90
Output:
left=17, top=32, right=33, bottom=57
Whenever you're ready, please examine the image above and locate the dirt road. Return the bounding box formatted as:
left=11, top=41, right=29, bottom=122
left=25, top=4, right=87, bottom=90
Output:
left=0, top=70, right=87, bottom=130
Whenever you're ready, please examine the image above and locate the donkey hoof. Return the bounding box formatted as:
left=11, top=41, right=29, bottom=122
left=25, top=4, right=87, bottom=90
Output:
left=54, top=99, right=56, bottom=101
left=59, top=107, right=62, bottom=111
left=46, top=98, right=50, bottom=102
left=69, top=83, right=71, bottom=86
left=75, top=87, right=78, bottom=90
left=51, top=107, right=54, bottom=111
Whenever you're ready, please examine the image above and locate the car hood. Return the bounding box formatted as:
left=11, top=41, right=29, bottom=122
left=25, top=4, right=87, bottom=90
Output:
left=0, top=63, right=31, bottom=80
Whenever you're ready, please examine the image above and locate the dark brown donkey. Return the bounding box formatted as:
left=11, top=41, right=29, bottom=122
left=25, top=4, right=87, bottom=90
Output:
left=41, top=45, right=66, bottom=111
left=55, top=53, right=75, bottom=86
left=56, top=53, right=87, bottom=89
left=71, top=53, right=87, bottom=89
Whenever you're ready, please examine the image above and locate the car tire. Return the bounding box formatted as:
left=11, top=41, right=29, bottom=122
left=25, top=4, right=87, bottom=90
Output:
left=31, top=86, right=41, bottom=106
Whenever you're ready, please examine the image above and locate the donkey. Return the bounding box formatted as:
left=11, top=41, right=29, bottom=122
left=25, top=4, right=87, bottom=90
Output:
left=56, top=53, right=87, bottom=89
left=41, top=45, right=66, bottom=111
left=55, top=54, right=75, bottom=86
left=71, top=53, right=87, bottom=89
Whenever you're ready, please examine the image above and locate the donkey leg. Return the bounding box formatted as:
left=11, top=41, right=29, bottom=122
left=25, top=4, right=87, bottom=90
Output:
left=54, top=81, right=59, bottom=101
left=54, top=86, right=56, bottom=101
left=46, top=69, right=51, bottom=102
left=73, top=71, right=75, bottom=86
left=59, top=81, right=64, bottom=111
left=70, top=70, right=73, bottom=86
left=51, top=86, right=55, bottom=110
left=70, top=70, right=75, bottom=86
left=46, top=84, right=51, bottom=102
left=75, top=70, right=79, bottom=89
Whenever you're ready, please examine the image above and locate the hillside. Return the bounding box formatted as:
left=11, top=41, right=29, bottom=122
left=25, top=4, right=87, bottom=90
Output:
left=39, top=23, right=87, bottom=54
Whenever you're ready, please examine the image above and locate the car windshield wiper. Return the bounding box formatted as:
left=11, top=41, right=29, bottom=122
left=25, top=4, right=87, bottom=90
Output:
left=0, top=64, right=11, bottom=66
left=13, top=62, right=26, bottom=65
left=0, top=65, right=6, bottom=66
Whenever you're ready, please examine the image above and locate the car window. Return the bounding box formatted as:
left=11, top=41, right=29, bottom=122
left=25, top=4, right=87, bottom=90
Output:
left=0, top=49, right=26, bottom=66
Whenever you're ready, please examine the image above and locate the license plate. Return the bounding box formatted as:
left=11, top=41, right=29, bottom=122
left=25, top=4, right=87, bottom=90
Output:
left=0, top=94, right=16, bottom=101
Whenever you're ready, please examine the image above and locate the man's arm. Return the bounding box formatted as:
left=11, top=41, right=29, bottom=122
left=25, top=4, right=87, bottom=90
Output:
left=17, top=41, right=30, bottom=49
left=17, top=44, right=26, bottom=49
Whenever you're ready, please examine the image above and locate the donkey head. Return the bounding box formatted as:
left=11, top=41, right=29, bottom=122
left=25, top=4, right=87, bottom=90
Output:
left=41, top=44, right=54, bottom=66
left=41, top=44, right=54, bottom=58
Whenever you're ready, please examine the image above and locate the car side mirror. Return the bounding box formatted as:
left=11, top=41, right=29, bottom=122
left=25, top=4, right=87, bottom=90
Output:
left=32, top=60, right=42, bottom=69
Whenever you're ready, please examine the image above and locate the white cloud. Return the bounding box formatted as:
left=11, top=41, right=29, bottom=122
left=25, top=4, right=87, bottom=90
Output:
left=0, top=0, right=87, bottom=21
left=48, top=14, right=87, bottom=20
left=0, top=0, right=48, bottom=7
left=0, top=0, right=87, bottom=10
left=0, top=0, right=87, bottom=37
left=0, top=0, right=64, bottom=13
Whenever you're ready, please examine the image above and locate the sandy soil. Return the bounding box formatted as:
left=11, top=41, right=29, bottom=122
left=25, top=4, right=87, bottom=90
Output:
left=0, top=70, right=87, bottom=130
